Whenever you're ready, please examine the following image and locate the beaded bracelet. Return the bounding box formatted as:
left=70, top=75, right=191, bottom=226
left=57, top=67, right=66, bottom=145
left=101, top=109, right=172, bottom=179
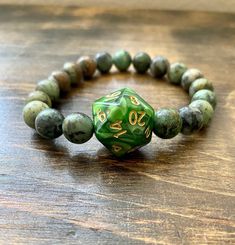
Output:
left=23, top=50, right=216, bottom=157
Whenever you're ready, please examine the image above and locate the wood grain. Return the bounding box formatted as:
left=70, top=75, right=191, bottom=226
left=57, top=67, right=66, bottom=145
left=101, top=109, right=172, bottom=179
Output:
left=0, top=5, right=235, bottom=244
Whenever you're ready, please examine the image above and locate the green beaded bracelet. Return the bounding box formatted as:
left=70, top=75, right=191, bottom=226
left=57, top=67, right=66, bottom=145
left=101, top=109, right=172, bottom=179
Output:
left=23, top=50, right=216, bottom=157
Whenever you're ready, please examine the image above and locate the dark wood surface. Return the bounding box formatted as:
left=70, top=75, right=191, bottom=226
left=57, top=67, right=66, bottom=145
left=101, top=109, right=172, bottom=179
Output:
left=0, top=5, right=235, bottom=244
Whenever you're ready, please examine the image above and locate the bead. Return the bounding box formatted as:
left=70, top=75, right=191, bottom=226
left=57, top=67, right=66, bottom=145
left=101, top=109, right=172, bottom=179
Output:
left=63, top=62, right=83, bottom=85
left=26, top=91, right=52, bottom=107
left=62, top=113, right=93, bottom=144
left=133, top=52, right=151, bottom=73
left=95, top=52, right=112, bottom=73
left=181, top=68, right=203, bottom=91
left=112, top=50, right=132, bottom=72
left=36, top=79, right=60, bottom=102
left=153, top=109, right=182, bottom=139
left=77, top=56, right=97, bottom=79
left=49, top=70, right=71, bottom=93
left=189, top=78, right=214, bottom=97
left=23, top=100, right=49, bottom=129
left=191, top=89, right=217, bottom=109
left=167, top=62, right=187, bottom=84
left=150, top=56, right=170, bottom=78
left=35, top=109, right=64, bottom=139
left=189, top=100, right=214, bottom=127
left=92, top=88, right=154, bottom=157
left=179, top=106, right=203, bottom=135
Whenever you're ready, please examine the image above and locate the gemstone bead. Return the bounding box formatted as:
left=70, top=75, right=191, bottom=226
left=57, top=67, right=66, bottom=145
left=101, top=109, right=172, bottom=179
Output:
left=36, top=79, right=60, bottom=102
left=167, top=62, right=187, bottom=84
left=191, top=89, right=217, bottom=109
left=189, top=78, right=214, bottom=97
left=112, top=50, right=132, bottom=72
left=63, top=62, right=83, bottom=85
left=150, top=56, right=169, bottom=78
left=133, top=52, right=151, bottom=73
left=181, top=68, right=203, bottom=91
left=95, top=52, right=112, bottom=73
left=92, top=88, right=154, bottom=157
left=77, top=56, right=97, bottom=79
left=35, top=109, right=64, bottom=139
left=153, top=109, right=182, bottom=139
left=26, top=91, right=52, bottom=107
left=49, top=70, right=71, bottom=93
left=62, top=113, right=94, bottom=144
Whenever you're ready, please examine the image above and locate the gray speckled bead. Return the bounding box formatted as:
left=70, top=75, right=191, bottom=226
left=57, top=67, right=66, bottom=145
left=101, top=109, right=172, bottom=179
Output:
left=35, top=109, right=64, bottom=139
left=189, top=78, right=214, bottom=97
left=63, top=62, right=83, bottom=85
left=36, top=79, right=60, bottom=102
left=23, top=100, right=49, bottom=129
left=179, top=106, right=203, bottom=135
left=62, top=113, right=94, bottom=144
left=181, top=68, right=203, bottom=91
left=189, top=100, right=214, bottom=127
left=26, top=91, right=52, bottom=107
left=153, top=108, right=182, bottom=139
left=167, top=62, right=187, bottom=84
left=191, top=89, right=217, bottom=109
left=77, top=56, right=97, bottom=79
left=133, top=52, right=151, bottom=73
left=150, top=56, right=170, bottom=78
left=95, top=52, right=112, bottom=73
left=112, top=50, right=132, bottom=72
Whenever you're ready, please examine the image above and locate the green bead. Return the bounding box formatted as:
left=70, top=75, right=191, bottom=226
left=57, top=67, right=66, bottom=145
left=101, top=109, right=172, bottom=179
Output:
left=189, top=78, right=214, bottom=97
left=133, top=52, right=151, bottom=73
left=63, top=62, right=83, bottom=85
left=191, top=89, right=217, bottom=109
left=95, top=52, right=112, bottom=73
left=77, top=56, right=97, bottom=79
left=153, top=109, right=182, bottom=139
left=62, top=113, right=94, bottom=144
left=23, top=100, right=49, bottom=129
left=26, top=91, right=52, bottom=107
left=36, top=79, right=60, bottom=102
left=35, top=109, right=64, bottom=139
left=49, top=70, right=71, bottom=93
left=92, top=88, right=154, bottom=157
left=150, top=56, right=169, bottom=78
left=181, top=68, right=203, bottom=91
left=167, top=62, right=187, bottom=84
left=189, top=100, right=214, bottom=127
left=112, top=50, right=132, bottom=72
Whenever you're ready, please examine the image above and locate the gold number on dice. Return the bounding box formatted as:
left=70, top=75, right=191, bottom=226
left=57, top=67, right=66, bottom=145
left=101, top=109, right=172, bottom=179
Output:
left=129, top=96, right=140, bottom=105
left=129, top=110, right=146, bottom=126
left=97, top=109, right=106, bottom=122
left=105, top=91, right=121, bottom=101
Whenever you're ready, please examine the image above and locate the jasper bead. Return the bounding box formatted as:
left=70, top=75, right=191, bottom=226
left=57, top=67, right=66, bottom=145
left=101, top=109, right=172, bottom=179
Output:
left=36, top=79, right=60, bottom=102
left=77, top=56, right=97, bottom=79
left=189, top=78, right=214, bottom=97
left=49, top=71, right=71, bottom=93
left=191, top=89, right=217, bottom=109
left=150, top=56, right=169, bottom=78
left=112, top=50, right=132, bottom=72
left=179, top=106, right=203, bottom=135
left=26, top=91, right=52, bottom=107
left=133, top=52, right=151, bottom=73
left=23, top=100, right=49, bottom=129
left=35, top=109, right=64, bottom=139
left=181, top=68, right=203, bottom=91
left=95, top=52, right=112, bottom=73
left=167, top=62, right=187, bottom=84
left=153, top=109, right=182, bottom=139
left=63, top=62, right=83, bottom=85
left=63, top=113, right=93, bottom=144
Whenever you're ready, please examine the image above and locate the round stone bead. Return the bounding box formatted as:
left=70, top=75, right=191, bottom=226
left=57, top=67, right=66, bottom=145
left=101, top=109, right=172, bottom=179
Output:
left=49, top=70, right=71, bottom=93
left=77, top=56, right=97, bottom=79
left=153, top=109, right=182, bottom=139
left=181, top=68, right=203, bottom=91
left=112, top=50, right=132, bottom=72
left=23, top=100, right=49, bottom=129
left=191, top=89, right=217, bottom=109
left=63, top=62, right=83, bottom=85
left=36, top=79, right=60, bottom=102
left=189, top=100, right=214, bottom=127
left=132, top=52, right=151, bottom=73
left=95, top=52, right=112, bottom=73
left=35, top=109, right=64, bottom=139
left=150, top=56, right=170, bottom=78
left=62, top=113, right=94, bottom=144
left=167, top=62, right=187, bottom=84
left=26, top=91, right=52, bottom=107
left=189, top=78, right=214, bottom=97
left=179, top=106, right=203, bottom=135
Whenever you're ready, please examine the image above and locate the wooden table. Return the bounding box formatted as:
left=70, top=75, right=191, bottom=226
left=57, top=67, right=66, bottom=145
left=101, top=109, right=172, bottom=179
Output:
left=0, top=4, right=234, bottom=244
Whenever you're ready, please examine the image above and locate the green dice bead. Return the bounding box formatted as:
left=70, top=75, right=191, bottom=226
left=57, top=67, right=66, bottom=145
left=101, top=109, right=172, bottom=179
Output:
left=112, top=50, right=132, bottom=72
left=92, top=88, right=154, bottom=157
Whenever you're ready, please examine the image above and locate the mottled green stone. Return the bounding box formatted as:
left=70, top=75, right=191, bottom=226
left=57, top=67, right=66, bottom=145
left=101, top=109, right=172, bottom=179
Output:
left=179, top=106, right=203, bottom=135
left=49, top=70, right=71, bottom=93
left=23, top=100, right=49, bottom=129
left=112, top=50, right=132, bottom=72
left=63, top=62, right=83, bottom=85
left=36, top=79, right=60, bottom=102
left=189, top=78, right=214, bottom=97
left=191, top=89, right=217, bottom=109
left=133, top=52, right=151, bottom=73
left=150, top=56, right=169, bottom=78
left=77, top=56, right=97, bottom=79
left=153, top=109, right=182, bottom=139
left=181, top=68, right=203, bottom=91
left=26, top=91, right=52, bottom=107
left=35, top=109, right=64, bottom=139
left=189, top=100, right=214, bottom=127
left=167, top=63, right=187, bottom=84
left=95, top=52, right=112, bottom=73
left=62, top=113, right=94, bottom=144
left=92, top=88, right=154, bottom=157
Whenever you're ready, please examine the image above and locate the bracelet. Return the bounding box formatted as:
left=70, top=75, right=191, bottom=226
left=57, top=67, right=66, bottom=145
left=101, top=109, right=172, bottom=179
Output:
left=22, top=50, right=216, bottom=157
